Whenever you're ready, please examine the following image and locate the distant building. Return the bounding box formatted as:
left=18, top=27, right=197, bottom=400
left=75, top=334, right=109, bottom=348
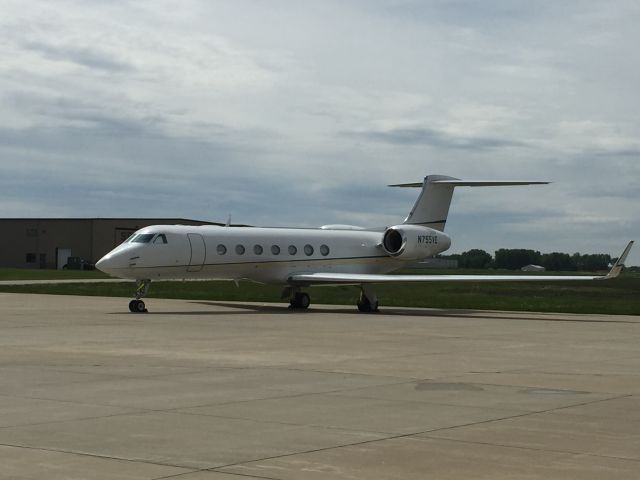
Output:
left=521, top=264, right=546, bottom=272
left=0, top=218, right=222, bottom=269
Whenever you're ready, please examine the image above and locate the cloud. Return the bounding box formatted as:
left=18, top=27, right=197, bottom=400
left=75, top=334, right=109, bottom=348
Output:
left=0, top=0, right=638, bottom=265
left=22, top=41, right=135, bottom=72
left=344, top=127, right=526, bottom=151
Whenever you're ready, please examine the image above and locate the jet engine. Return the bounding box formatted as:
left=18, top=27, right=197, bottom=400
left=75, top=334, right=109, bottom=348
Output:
left=381, top=225, right=451, bottom=260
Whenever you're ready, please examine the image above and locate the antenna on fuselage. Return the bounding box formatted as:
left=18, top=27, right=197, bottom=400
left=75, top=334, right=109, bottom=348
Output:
left=225, top=214, right=231, bottom=228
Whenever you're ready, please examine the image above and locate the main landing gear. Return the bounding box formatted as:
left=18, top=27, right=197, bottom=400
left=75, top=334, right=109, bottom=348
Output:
left=283, top=284, right=380, bottom=312
left=290, top=292, right=311, bottom=309
left=129, top=279, right=151, bottom=313
left=357, top=285, right=379, bottom=313
left=283, top=287, right=311, bottom=310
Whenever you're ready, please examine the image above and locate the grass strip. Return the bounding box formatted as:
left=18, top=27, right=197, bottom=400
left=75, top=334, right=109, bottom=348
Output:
left=0, top=274, right=638, bottom=315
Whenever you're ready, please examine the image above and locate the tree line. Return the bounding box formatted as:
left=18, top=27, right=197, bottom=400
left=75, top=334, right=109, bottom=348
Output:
left=441, top=249, right=613, bottom=271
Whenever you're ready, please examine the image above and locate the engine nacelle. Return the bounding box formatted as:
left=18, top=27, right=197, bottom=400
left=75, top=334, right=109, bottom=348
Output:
left=381, top=225, right=451, bottom=260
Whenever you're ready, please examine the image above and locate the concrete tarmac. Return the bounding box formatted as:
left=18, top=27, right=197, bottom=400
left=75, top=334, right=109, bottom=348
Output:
left=0, top=292, right=639, bottom=479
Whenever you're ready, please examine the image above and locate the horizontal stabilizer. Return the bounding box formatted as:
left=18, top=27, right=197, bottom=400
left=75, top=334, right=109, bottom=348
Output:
left=389, top=180, right=549, bottom=187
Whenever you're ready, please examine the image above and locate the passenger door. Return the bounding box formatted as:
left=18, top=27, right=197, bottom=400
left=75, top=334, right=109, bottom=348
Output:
left=187, top=233, right=206, bottom=272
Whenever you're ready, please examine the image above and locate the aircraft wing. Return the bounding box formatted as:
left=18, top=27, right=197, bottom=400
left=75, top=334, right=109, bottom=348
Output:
left=289, top=241, right=633, bottom=286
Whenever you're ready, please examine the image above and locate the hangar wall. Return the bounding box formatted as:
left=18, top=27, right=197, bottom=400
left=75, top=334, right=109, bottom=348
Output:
left=0, top=219, right=217, bottom=269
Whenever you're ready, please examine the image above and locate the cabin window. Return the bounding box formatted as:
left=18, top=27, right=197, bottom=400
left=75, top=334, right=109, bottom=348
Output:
left=304, top=244, right=314, bottom=256
left=320, top=244, right=330, bottom=256
left=217, top=244, right=227, bottom=255
left=235, top=244, right=245, bottom=255
left=131, top=233, right=154, bottom=243
left=271, top=245, right=280, bottom=255
left=288, top=245, right=297, bottom=255
left=153, top=234, right=167, bottom=244
left=254, top=245, right=263, bottom=255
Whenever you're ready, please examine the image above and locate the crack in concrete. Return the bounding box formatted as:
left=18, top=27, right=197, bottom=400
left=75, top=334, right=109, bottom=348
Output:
left=196, top=394, right=636, bottom=474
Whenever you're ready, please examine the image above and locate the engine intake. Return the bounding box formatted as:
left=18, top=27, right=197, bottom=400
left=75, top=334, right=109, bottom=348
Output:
left=383, top=228, right=405, bottom=254
left=381, top=225, right=451, bottom=260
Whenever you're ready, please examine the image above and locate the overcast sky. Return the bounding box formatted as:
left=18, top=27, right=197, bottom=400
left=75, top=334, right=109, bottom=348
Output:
left=1, top=0, right=638, bottom=264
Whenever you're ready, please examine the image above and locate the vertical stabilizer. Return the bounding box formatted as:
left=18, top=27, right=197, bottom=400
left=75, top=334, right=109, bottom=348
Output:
left=389, top=176, right=549, bottom=231
left=389, top=175, right=459, bottom=231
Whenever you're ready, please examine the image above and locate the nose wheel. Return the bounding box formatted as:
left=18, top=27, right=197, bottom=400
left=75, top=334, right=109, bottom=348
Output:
left=129, top=299, right=147, bottom=313
left=129, top=279, right=151, bottom=313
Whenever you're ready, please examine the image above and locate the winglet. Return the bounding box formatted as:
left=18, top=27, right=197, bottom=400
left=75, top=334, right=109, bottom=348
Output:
left=605, top=241, right=634, bottom=279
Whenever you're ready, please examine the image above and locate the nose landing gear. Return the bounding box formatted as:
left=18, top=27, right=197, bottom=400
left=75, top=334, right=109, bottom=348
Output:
left=129, top=279, right=151, bottom=313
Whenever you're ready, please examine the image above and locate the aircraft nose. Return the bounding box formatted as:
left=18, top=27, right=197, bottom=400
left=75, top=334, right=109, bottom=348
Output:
left=95, top=253, right=116, bottom=275
left=95, top=256, right=106, bottom=271
left=96, top=250, right=133, bottom=276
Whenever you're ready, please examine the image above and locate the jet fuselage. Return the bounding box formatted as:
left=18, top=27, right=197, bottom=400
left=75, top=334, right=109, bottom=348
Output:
left=96, top=224, right=451, bottom=284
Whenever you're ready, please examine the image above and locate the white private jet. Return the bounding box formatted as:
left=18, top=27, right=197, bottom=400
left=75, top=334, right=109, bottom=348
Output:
left=96, top=175, right=633, bottom=313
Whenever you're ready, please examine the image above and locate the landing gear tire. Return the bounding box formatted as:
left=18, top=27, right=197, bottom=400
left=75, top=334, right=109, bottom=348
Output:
left=289, top=292, right=310, bottom=310
left=357, top=298, right=378, bottom=313
left=357, top=286, right=379, bottom=313
left=129, top=299, right=147, bottom=313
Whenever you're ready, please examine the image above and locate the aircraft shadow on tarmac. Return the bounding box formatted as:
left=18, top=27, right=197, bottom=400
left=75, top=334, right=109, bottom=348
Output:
left=111, top=301, right=638, bottom=323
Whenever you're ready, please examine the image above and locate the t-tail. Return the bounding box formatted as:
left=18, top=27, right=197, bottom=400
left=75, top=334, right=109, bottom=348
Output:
left=389, top=175, right=549, bottom=231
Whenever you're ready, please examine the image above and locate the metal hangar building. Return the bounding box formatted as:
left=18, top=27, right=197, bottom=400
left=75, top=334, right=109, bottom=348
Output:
left=0, top=218, right=219, bottom=269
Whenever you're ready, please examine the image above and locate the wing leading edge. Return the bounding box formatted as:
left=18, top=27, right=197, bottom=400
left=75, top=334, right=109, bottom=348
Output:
left=289, top=241, right=634, bottom=286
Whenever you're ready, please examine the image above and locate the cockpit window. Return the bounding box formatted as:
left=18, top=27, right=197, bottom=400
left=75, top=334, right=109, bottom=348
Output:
left=153, top=234, right=168, bottom=244
left=131, top=233, right=155, bottom=243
